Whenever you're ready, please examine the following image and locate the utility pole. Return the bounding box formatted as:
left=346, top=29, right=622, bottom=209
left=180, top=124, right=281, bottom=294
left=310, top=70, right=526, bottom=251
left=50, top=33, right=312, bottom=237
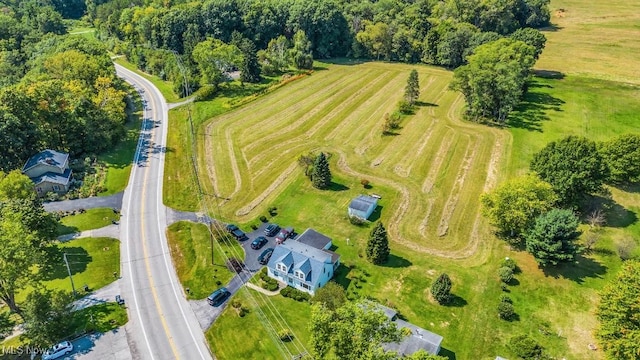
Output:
left=63, top=252, right=77, bottom=297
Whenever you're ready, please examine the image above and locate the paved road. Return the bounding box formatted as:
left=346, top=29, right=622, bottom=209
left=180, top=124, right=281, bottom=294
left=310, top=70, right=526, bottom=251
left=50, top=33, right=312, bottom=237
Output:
left=43, top=192, right=123, bottom=212
left=116, top=64, right=212, bottom=360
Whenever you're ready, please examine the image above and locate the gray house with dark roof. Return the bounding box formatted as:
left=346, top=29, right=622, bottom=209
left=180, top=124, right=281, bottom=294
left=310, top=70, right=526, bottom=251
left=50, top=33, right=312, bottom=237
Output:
left=348, top=194, right=378, bottom=220
left=22, top=149, right=72, bottom=196
left=372, top=303, right=443, bottom=356
left=266, top=229, right=340, bottom=295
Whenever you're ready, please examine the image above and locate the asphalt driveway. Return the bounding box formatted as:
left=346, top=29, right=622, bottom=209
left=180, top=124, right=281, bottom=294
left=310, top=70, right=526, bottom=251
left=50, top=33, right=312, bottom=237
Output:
left=239, top=222, right=297, bottom=272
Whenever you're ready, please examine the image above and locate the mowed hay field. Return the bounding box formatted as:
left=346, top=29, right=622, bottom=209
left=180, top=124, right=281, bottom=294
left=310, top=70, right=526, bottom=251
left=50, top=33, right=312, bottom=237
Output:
left=536, top=0, right=640, bottom=84
left=199, top=61, right=508, bottom=258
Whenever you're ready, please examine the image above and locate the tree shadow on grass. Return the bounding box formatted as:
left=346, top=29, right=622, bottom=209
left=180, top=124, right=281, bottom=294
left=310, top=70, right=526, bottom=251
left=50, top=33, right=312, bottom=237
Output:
left=328, top=182, right=349, bottom=191
left=415, top=100, right=438, bottom=107
left=444, top=294, right=468, bottom=308
left=380, top=253, right=412, bottom=268
left=583, top=195, right=638, bottom=228
left=41, top=246, right=91, bottom=281
left=541, top=254, right=607, bottom=284
left=57, top=224, right=80, bottom=236
left=333, top=263, right=353, bottom=290
left=508, top=80, right=565, bottom=132
left=533, top=69, right=565, bottom=79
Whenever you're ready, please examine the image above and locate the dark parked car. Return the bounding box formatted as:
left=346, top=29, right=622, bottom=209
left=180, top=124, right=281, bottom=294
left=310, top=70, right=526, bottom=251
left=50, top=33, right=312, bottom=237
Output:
left=251, top=236, right=268, bottom=250
left=207, top=287, right=230, bottom=307
left=264, top=223, right=280, bottom=237
left=226, top=224, right=248, bottom=241
left=275, top=227, right=294, bottom=244
left=258, top=248, right=274, bottom=265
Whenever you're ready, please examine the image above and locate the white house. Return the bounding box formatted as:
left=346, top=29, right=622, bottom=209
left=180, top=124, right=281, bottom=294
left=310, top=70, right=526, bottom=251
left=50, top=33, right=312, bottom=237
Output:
left=266, top=230, right=340, bottom=295
left=22, top=149, right=72, bottom=196
left=348, top=194, right=378, bottom=220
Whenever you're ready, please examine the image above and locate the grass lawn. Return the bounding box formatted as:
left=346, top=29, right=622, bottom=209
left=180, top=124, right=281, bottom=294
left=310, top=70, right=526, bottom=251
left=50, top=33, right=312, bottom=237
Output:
left=206, top=288, right=312, bottom=360
left=166, top=221, right=242, bottom=300
left=71, top=302, right=128, bottom=334
left=114, top=58, right=182, bottom=103
left=18, top=237, right=121, bottom=302
left=57, top=208, right=120, bottom=235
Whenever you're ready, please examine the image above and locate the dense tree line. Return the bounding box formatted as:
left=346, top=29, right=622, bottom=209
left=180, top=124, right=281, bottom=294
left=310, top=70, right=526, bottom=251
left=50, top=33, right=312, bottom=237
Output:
left=90, top=0, right=549, bottom=100
left=0, top=4, right=128, bottom=172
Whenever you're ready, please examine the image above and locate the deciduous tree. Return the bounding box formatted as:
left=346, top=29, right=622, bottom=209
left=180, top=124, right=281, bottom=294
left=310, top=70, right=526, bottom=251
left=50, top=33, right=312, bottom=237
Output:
left=599, top=134, right=640, bottom=185
left=290, top=30, right=313, bottom=70
left=525, top=209, right=581, bottom=266
left=450, top=38, right=535, bottom=123
left=309, top=300, right=401, bottom=360
left=21, top=287, right=75, bottom=348
left=366, top=222, right=390, bottom=265
left=481, top=174, right=557, bottom=237
left=530, top=136, right=609, bottom=206
left=311, top=152, right=331, bottom=190
left=311, top=281, right=346, bottom=311
left=596, top=260, right=640, bottom=359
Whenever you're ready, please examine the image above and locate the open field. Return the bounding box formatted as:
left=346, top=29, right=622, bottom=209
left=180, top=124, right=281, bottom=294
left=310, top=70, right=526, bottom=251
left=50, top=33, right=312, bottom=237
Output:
left=195, top=57, right=639, bottom=358
left=198, top=61, right=509, bottom=259
left=57, top=208, right=120, bottom=235
left=536, top=0, right=640, bottom=84
left=166, top=221, right=242, bottom=299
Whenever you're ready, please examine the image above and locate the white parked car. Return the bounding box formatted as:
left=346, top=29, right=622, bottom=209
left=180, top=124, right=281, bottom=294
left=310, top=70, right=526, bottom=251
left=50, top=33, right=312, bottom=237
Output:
left=42, top=341, right=73, bottom=360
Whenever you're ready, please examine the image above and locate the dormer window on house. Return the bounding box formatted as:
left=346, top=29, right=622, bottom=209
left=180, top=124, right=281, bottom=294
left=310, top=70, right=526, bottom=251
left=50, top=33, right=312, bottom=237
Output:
left=277, top=263, right=287, bottom=272
left=295, top=270, right=307, bottom=280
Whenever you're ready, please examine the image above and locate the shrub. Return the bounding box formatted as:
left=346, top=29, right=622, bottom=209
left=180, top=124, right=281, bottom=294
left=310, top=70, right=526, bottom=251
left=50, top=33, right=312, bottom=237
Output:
left=360, top=179, right=370, bottom=188
left=259, top=215, right=268, bottom=223
left=508, top=335, right=544, bottom=359
left=278, top=329, right=293, bottom=342
left=349, top=215, right=366, bottom=226
left=231, top=299, right=242, bottom=309
left=280, top=286, right=310, bottom=302
left=250, top=224, right=258, bottom=230
left=498, top=266, right=514, bottom=283
left=498, top=301, right=515, bottom=320
left=193, top=84, right=217, bottom=102
left=266, top=282, right=279, bottom=291
left=500, top=257, right=517, bottom=271
left=398, top=100, right=413, bottom=114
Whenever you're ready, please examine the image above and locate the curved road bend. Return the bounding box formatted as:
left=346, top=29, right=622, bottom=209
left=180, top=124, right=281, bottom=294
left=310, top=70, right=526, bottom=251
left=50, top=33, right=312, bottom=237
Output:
left=115, top=64, right=213, bottom=360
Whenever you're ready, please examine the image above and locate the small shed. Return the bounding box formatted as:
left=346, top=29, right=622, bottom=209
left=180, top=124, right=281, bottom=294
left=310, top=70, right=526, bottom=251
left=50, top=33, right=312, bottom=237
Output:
left=348, top=195, right=378, bottom=220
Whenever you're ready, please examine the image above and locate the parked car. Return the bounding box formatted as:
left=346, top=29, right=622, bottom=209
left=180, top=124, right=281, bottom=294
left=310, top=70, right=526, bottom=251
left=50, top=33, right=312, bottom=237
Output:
left=264, top=223, right=280, bottom=237
left=275, top=227, right=294, bottom=244
left=258, top=248, right=274, bottom=265
left=42, top=341, right=73, bottom=360
left=251, top=236, right=268, bottom=250
left=207, top=287, right=231, bottom=307
left=226, top=224, right=248, bottom=241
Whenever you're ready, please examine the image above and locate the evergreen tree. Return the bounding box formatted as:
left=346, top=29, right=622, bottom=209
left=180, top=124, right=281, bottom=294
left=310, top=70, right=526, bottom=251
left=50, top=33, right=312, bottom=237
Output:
left=366, top=222, right=390, bottom=265
left=311, top=152, right=331, bottom=189
left=431, top=273, right=452, bottom=304
left=238, top=38, right=262, bottom=83
left=404, top=69, right=420, bottom=105
left=525, top=208, right=581, bottom=266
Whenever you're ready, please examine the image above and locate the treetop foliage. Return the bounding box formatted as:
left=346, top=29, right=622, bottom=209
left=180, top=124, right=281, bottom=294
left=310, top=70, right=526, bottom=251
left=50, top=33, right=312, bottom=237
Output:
left=525, top=208, right=581, bottom=266
left=596, top=260, right=640, bottom=359
left=366, top=221, right=390, bottom=265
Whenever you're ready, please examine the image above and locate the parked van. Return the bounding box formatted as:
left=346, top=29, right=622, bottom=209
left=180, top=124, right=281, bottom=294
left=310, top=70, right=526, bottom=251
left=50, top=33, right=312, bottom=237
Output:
left=207, top=287, right=230, bottom=307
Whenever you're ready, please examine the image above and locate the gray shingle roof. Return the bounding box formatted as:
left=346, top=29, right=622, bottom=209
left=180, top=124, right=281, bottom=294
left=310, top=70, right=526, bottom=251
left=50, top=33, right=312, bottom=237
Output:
left=348, top=195, right=378, bottom=212
left=267, top=240, right=339, bottom=288
left=296, top=228, right=332, bottom=249
left=33, top=168, right=72, bottom=186
left=23, top=149, right=68, bottom=173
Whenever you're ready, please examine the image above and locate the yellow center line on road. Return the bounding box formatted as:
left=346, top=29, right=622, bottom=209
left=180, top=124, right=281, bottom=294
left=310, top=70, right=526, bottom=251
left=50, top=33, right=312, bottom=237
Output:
left=137, top=79, right=181, bottom=360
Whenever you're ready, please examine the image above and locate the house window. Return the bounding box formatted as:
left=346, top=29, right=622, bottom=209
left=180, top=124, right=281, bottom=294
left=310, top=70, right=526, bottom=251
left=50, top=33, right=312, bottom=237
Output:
left=296, top=271, right=305, bottom=280
left=273, top=271, right=279, bottom=277
left=302, top=283, right=310, bottom=290
left=53, top=185, right=59, bottom=191
left=277, top=263, right=287, bottom=272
